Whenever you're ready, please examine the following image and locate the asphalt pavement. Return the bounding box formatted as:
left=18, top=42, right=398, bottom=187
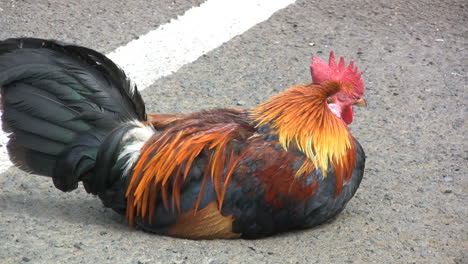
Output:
left=0, top=0, right=466, bottom=263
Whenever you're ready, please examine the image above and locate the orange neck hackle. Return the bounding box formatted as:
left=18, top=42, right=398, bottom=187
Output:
left=252, top=80, right=357, bottom=196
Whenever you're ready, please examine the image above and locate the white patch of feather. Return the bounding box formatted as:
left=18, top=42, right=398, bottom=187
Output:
left=118, top=121, right=154, bottom=177
left=127, top=78, right=137, bottom=96
left=327, top=103, right=342, bottom=119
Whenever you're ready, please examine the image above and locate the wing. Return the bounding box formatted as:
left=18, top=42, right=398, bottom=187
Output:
left=222, top=135, right=365, bottom=238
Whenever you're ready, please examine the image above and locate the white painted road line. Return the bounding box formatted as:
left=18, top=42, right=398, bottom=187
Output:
left=0, top=0, right=295, bottom=173
left=107, top=0, right=297, bottom=90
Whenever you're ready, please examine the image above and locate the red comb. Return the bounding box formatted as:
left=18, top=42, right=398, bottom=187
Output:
left=310, top=51, right=364, bottom=96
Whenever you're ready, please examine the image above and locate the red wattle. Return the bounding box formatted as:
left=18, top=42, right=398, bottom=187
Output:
left=342, top=106, right=353, bottom=124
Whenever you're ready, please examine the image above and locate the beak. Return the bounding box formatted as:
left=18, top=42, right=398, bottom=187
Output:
left=354, top=98, right=367, bottom=107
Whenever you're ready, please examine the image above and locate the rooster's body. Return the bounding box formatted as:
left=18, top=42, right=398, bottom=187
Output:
left=0, top=38, right=366, bottom=239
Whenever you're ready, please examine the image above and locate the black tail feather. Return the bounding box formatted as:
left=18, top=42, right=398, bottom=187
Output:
left=0, top=38, right=147, bottom=121
left=0, top=38, right=148, bottom=192
left=6, top=137, right=58, bottom=176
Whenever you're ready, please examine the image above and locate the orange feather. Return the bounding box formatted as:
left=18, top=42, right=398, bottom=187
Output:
left=126, top=80, right=357, bottom=225
left=252, top=80, right=357, bottom=197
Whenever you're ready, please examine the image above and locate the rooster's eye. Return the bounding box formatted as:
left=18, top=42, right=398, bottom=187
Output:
left=337, top=94, right=347, bottom=101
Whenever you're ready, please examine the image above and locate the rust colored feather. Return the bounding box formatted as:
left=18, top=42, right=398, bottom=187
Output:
left=237, top=138, right=320, bottom=208
left=168, top=201, right=240, bottom=239
left=146, top=113, right=185, bottom=129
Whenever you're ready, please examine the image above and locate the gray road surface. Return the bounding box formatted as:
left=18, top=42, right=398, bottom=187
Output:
left=0, top=0, right=466, bottom=263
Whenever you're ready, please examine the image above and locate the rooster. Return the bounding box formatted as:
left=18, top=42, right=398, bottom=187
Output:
left=0, top=38, right=366, bottom=239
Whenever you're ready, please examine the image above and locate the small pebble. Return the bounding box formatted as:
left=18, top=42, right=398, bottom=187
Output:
left=384, top=193, right=392, bottom=200
left=74, top=243, right=83, bottom=249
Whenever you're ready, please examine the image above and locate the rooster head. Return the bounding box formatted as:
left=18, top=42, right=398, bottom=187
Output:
left=310, top=51, right=366, bottom=125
